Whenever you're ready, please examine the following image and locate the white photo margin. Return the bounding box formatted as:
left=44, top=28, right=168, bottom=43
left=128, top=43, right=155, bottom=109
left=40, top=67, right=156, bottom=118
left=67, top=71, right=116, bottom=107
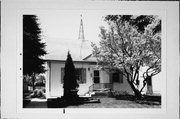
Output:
left=1, top=1, right=179, bottom=119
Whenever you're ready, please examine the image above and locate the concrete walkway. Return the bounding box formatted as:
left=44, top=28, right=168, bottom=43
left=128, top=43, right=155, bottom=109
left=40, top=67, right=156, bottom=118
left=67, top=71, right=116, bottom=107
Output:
left=25, top=98, right=48, bottom=108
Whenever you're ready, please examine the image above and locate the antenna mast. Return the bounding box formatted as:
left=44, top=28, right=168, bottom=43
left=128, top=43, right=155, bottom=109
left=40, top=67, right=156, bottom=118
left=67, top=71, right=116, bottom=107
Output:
left=79, top=15, right=85, bottom=60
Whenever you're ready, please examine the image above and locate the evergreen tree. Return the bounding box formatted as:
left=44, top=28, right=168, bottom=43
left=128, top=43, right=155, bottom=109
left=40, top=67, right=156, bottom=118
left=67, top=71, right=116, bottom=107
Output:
left=63, top=51, right=79, bottom=99
left=23, top=15, right=47, bottom=90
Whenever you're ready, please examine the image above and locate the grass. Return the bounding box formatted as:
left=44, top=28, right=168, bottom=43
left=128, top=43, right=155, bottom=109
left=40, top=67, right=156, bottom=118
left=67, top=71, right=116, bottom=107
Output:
left=24, top=97, right=161, bottom=108
left=67, top=97, right=161, bottom=108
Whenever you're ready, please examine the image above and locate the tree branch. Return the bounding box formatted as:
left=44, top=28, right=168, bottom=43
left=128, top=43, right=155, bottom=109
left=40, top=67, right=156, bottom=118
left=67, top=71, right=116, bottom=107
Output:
left=140, top=80, right=147, bottom=93
left=124, top=66, right=131, bottom=82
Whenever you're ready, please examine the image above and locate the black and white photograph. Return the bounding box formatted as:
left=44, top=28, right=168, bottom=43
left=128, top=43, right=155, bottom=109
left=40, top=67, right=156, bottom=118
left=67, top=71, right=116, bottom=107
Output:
left=1, top=1, right=179, bottom=119
left=23, top=12, right=162, bottom=109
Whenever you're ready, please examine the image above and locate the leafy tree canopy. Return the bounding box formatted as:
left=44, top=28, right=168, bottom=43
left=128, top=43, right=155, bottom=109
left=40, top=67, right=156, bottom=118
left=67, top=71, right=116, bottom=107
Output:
left=92, top=15, right=161, bottom=98
left=104, top=15, right=161, bottom=34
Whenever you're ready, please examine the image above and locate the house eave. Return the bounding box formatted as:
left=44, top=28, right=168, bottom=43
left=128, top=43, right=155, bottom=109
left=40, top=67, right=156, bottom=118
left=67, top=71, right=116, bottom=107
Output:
left=45, top=59, right=97, bottom=65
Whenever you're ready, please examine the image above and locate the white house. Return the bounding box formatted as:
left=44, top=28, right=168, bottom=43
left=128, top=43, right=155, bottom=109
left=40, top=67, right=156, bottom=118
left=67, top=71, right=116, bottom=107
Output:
left=45, top=53, right=162, bottom=98
left=45, top=56, right=130, bottom=98
left=45, top=15, right=161, bottom=98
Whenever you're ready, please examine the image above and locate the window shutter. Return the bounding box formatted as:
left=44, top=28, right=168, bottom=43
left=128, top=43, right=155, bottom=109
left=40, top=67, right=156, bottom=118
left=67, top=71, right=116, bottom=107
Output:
left=109, top=73, right=112, bottom=83
left=61, top=68, right=64, bottom=84
left=82, top=68, right=86, bottom=83
left=119, top=72, right=123, bottom=83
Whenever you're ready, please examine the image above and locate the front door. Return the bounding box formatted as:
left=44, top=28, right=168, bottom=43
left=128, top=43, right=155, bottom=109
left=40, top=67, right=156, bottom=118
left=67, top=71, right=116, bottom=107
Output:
left=93, top=70, right=100, bottom=83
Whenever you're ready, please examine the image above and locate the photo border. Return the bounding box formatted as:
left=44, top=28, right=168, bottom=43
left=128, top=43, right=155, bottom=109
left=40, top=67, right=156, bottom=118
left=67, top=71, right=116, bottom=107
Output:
left=1, top=1, right=179, bottom=119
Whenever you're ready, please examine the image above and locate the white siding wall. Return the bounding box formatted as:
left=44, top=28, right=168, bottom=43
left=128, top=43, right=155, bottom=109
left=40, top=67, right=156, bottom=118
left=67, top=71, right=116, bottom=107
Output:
left=152, top=72, right=162, bottom=94
left=47, top=61, right=162, bottom=97
left=50, top=61, right=62, bottom=97
left=113, top=70, right=162, bottom=95
left=45, top=62, right=50, bottom=98
left=48, top=61, right=94, bottom=97
left=112, top=73, right=162, bottom=95
left=138, top=67, right=162, bottom=94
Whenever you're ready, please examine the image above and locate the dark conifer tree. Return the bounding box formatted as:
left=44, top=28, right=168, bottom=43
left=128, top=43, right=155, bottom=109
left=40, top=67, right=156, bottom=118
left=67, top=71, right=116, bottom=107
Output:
left=23, top=15, right=47, bottom=90
left=63, top=51, right=79, bottom=99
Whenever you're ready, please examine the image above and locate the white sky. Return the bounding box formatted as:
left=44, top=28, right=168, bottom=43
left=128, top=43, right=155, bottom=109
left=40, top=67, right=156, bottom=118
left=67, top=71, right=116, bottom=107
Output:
left=36, top=10, right=109, bottom=60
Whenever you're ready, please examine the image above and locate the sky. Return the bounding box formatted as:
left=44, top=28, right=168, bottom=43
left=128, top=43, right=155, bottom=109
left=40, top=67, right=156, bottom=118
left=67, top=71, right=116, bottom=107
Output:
left=36, top=10, right=109, bottom=61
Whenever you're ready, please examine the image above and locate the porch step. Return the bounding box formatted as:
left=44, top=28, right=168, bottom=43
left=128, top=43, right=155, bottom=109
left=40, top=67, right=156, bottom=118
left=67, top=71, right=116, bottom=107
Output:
left=92, top=92, right=109, bottom=97
left=84, top=88, right=112, bottom=97
left=93, top=88, right=111, bottom=92
left=91, top=90, right=113, bottom=97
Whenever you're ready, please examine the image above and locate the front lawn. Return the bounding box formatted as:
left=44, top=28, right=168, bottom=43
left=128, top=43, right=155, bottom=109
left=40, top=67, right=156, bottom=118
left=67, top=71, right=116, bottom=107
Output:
left=67, top=97, right=161, bottom=108
left=24, top=97, right=161, bottom=108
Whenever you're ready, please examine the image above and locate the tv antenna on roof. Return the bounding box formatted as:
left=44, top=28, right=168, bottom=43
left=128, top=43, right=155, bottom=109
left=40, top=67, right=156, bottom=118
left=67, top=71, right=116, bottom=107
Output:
left=78, top=14, right=85, bottom=42
left=78, top=14, right=86, bottom=84
left=79, top=14, right=86, bottom=60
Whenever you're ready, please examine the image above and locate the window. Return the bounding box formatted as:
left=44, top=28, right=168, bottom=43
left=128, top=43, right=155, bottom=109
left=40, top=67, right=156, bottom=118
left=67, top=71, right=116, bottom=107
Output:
left=112, top=72, right=119, bottom=82
left=75, top=68, right=86, bottom=84
left=94, top=70, right=100, bottom=83
left=61, top=68, right=86, bottom=84
left=112, top=72, right=123, bottom=83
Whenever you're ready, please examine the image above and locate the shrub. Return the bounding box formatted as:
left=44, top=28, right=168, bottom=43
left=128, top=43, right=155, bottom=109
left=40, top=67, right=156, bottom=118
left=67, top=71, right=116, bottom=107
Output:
left=30, top=89, right=46, bottom=98
left=35, top=81, right=45, bottom=86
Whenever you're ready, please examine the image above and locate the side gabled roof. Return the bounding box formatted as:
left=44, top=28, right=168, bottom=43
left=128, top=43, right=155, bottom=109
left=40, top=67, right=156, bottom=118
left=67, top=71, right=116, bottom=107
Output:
left=83, top=54, right=97, bottom=62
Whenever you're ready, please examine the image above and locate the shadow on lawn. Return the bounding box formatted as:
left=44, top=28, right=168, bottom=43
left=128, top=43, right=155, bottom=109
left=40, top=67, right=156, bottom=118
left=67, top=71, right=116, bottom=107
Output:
left=114, top=94, right=161, bottom=105
left=47, top=97, right=100, bottom=108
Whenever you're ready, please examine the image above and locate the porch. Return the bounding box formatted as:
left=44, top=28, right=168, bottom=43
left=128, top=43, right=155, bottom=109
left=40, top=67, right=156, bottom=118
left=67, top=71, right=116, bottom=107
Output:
left=89, top=83, right=113, bottom=92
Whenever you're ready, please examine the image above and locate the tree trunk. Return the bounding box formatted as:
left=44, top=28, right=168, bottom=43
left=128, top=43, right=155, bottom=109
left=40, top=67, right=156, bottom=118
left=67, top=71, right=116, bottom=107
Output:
left=134, top=89, right=142, bottom=99
left=32, top=74, right=36, bottom=90
left=127, top=79, right=142, bottom=99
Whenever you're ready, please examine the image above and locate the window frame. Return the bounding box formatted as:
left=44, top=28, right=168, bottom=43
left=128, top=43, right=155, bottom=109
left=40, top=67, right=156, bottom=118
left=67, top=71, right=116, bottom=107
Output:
left=61, top=68, right=86, bottom=84
left=93, top=70, right=100, bottom=83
